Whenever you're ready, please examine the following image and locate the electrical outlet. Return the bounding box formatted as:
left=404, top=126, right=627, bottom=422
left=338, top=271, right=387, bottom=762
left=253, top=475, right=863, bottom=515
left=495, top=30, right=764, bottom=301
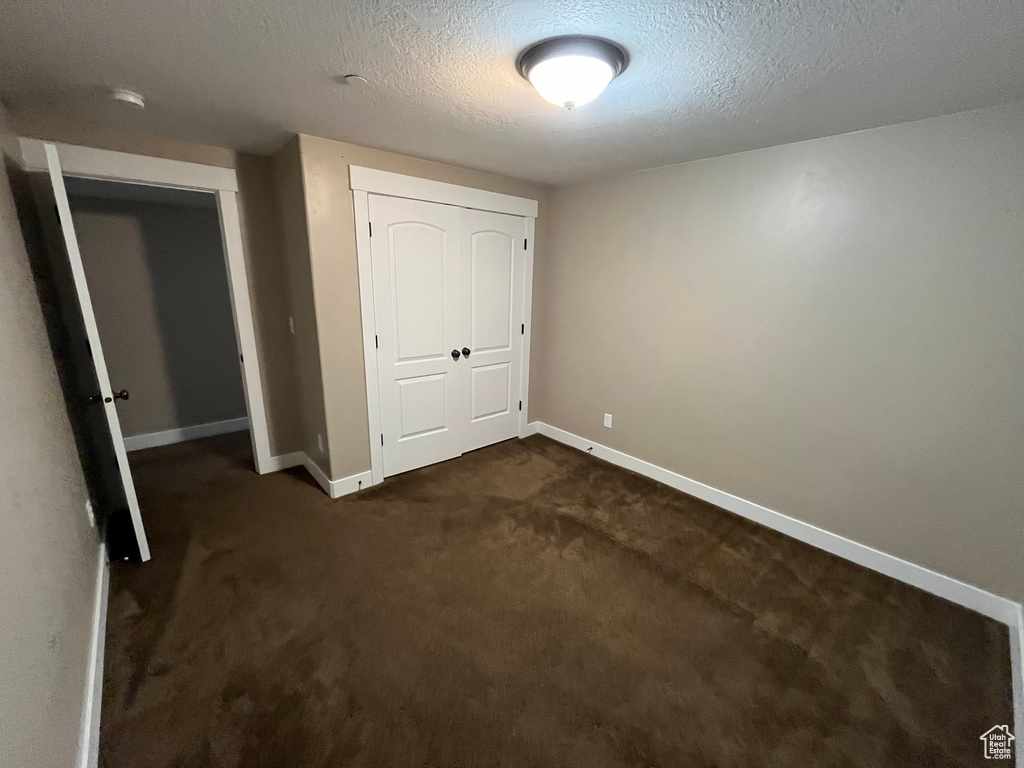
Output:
left=317, top=433, right=325, bottom=452
left=289, top=316, right=295, bottom=335
left=603, top=413, right=613, bottom=428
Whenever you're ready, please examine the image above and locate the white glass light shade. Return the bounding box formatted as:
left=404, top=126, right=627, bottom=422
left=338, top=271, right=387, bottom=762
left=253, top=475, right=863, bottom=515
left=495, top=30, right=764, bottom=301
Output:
left=518, top=36, right=627, bottom=110
left=527, top=54, right=615, bottom=109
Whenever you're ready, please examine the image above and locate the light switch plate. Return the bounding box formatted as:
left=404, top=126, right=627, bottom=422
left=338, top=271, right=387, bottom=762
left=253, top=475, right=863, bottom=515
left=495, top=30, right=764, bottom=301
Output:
left=603, top=413, right=613, bottom=428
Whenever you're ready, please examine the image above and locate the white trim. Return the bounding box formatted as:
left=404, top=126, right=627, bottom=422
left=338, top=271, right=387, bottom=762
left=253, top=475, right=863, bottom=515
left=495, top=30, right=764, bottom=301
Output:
left=351, top=172, right=538, bottom=485
left=349, top=166, right=538, bottom=218
left=214, top=189, right=273, bottom=474
left=21, top=139, right=277, bottom=482
left=17, top=138, right=49, bottom=173
left=301, top=454, right=373, bottom=499
left=77, top=544, right=108, bottom=768
left=528, top=421, right=1023, bottom=626
left=531, top=420, right=1024, bottom=739
left=353, top=189, right=384, bottom=487
left=517, top=217, right=536, bottom=437
left=123, top=417, right=250, bottom=452
left=1012, top=605, right=1023, bottom=764
left=18, top=138, right=237, bottom=192
left=261, top=451, right=306, bottom=473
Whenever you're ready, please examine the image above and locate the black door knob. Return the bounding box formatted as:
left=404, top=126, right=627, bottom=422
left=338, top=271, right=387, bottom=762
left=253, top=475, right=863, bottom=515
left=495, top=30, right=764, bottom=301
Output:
left=462, top=347, right=471, bottom=357
left=113, top=389, right=130, bottom=401
left=451, top=349, right=460, bottom=360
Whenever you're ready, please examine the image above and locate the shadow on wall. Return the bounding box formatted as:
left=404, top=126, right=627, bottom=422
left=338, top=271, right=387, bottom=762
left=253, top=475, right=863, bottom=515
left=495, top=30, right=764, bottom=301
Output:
left=67, top=186, right=246, bottom=438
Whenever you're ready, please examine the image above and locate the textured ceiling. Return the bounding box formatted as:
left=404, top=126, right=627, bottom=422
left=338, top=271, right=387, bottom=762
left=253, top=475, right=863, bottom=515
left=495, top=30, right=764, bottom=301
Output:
left=2, top=0, right=1023, bottom=184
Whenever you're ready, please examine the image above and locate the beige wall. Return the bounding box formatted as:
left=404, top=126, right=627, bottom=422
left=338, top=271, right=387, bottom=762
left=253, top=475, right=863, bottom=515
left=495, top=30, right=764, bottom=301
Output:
left=69, top=193, right=246, bottom=437
left=14, top=112, right=236, bottom=168
left=235, top=154, right=303, bottom=453
left=13, top=113, right=303, bottom=456
left=0, top=103, right=99, bottom=766
left=532, top=101, right=1024, bottom=604
left=296, top=135, right=552, bottom=480
left=271, top=138, right=327, bottom=466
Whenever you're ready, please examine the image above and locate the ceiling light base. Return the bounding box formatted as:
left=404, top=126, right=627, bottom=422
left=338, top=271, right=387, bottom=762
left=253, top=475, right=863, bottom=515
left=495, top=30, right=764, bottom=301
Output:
left=110, top=88, right=146, bottom=109
left=516, top=36, right=628, bottom=81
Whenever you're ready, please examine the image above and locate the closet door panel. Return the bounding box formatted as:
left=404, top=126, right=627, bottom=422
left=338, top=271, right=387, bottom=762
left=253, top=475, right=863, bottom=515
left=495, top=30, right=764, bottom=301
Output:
left=461, top=209, right=525, bottom=453
left=391, top=223, right=446, bottom=362
left=370, top=195, right=464, bottom=477
left=470, top=230, right=514, bottom=353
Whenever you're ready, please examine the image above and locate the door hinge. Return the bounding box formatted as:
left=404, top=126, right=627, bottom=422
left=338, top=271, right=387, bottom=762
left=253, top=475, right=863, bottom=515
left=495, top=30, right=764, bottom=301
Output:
left=521, top=323, right=525, bottom=335
left=381, top=434, right=384, bottom=446
left=239, top=354, right=244, bottom=363
left=524, top=238, right=528, bottom=250
left=519, top=400, right=522, bottom=411
left=375, top=334, right=378, bottom=349
left=369, top=222, right=373, bottom=237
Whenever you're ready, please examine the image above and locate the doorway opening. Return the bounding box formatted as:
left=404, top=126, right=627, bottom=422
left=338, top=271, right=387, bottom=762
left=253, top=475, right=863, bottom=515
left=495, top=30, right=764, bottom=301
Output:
left=11, top=140, right=271, bottom=563
left=65, top=178, right=249, bottom=456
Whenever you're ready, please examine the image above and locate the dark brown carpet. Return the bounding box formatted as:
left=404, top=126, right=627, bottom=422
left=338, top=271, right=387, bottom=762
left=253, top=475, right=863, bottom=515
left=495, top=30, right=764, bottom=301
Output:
left=102, top=433, right=1013, bottom=767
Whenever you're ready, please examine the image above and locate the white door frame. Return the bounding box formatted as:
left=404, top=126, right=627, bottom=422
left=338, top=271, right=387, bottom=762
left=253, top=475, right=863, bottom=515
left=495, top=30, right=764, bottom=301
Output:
left=349, top=166, right=538, bottom=486
left=17, top=139, right=274, bottom=475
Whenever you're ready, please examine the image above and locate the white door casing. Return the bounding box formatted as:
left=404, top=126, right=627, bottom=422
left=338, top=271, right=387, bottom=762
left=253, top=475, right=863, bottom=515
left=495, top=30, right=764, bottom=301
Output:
left=17, top=139, right=274, bottom=477
left=368, top=196, right=530, bottom=477
left=461, top=208, right=526, bottom=453
left=44, top=143, right=152, bottom=561
left=370, top=195, right=465, bottom=477
left=351, top=167, right=538, bottom=485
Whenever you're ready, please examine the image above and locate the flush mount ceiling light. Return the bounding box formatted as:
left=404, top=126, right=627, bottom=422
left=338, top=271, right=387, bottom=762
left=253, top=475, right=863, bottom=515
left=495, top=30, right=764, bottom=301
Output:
left=517, top=36, right=628, bottom=110
left=109, top=87, right=145, bottom=109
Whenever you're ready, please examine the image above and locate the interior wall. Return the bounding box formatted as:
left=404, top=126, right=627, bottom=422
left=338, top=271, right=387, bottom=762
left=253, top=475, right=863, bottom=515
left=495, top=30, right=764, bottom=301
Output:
left=0, top=102, right=98, bottom=767
left=12, top=113, right=303, bottom=456
left=69, top=190, right=246, bottom=438
left=235, top=153, right=303, bottom=454
left=271, top=137, right=326, bottom=467
left=13, top=111, right=237, bottom=167
left=532, top=101, right=1024, bottom=605
left=296, top=134, right=552, bottom=480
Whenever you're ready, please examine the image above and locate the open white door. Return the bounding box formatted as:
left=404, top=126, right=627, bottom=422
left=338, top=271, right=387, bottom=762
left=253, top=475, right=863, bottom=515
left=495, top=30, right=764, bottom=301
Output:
left=44, top=143, right=151, bottom=561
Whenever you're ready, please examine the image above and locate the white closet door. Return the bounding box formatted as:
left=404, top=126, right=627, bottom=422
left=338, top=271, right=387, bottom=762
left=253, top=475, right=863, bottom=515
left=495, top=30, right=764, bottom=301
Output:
left=370, top=194, right=465, bottom=477
left=460, top=209, right=526, bottom=453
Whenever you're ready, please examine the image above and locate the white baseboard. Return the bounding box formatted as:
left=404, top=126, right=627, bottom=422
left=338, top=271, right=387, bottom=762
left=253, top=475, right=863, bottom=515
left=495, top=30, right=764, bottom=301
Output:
left=326, top=468, right=374, bottom=498
left=302, top=454, right=373, bottom=499
left=1012, top=605, right=1023, bottom=761
left=261, top=450, right=373, bottom=498
left=528, top=420, right=1023, bottom=732
left=260, top=450, right=305, bottom=473
left=124, top=417, right=249, bottom=452
left=78, top=543, right=108, bottom=768
left=530, top=422, right=1018, bottom=622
